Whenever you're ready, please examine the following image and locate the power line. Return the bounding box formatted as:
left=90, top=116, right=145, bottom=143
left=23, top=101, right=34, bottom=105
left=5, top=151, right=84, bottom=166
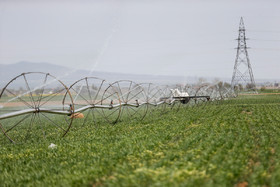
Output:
left=250, top=39, right=280, bottom=42
left=251, top=48, right=280, bottom=51
left=247, top=29, right=280, bottom=33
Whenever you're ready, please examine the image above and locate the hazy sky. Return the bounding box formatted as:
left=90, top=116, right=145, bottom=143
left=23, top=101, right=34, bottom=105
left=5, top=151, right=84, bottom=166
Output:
left=0, top=0, right=279, bottom=80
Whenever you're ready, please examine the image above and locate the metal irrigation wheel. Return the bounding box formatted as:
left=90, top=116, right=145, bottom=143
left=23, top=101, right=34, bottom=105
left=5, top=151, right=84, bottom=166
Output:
left=140, top=83, right=164, bottom=117
left=157, top=86, right=174, bottom=114
left=104, top=80, right=148, bottom=121
left=182, top=85, right=197, bottom=108
left=194, top=84, right=210, bottom=107
left=217, top=85, right=232, bottom=101
left=204, top=85, right=219, bottom=102
left=0, top=72, right=74, bottom=143
left=65, top=77, right=121, bottom=127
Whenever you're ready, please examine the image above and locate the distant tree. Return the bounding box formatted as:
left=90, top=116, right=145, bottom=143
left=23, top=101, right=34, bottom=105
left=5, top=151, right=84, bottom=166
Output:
left=260, top=86, right=266, bottom=92
left=246, top=83, right=255, bottom=90
left=34, top=89, right=43, bottom=96
left=238, top=84, right=243, bottom=91
left=217, top=81, right=223, bottom=89
left=175, top=84, right=183, bottom=89
left=224, top=82, right=231, bottom=88
left=53, top=86, right=64, bottom=94
left=212, top=78, right=220, bottom=84
left=198, top=77, right=207, bottom=84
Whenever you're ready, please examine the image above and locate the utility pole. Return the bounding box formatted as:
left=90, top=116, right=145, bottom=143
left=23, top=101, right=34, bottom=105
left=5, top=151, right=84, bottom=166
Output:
left=231, top=17, right=256, bottom=92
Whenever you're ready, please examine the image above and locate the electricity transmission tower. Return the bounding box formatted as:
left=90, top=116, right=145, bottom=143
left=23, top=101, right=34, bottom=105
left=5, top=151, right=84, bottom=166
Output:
left=231, top=17, right=256, bottom=91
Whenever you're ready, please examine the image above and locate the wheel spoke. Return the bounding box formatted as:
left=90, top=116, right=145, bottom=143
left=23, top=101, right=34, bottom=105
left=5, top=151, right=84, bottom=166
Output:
left=127, top=90, right=143, bottom=103
left=41, top=113, right=66, bottom=133
left=93, top=80, right=105, bottom=104
left=90, top=109, right=96, bottom=124
left=100, top=92, right=117, bottom=105
left=126, top=81, right=133, bottom=101
left=104, top=107, right=119, bottom=118
left=82, top=110, right=91, bottom=127
left=125, top=106, right=132, bottom=117
left=37, top=74, right=48, bottom=107
left=71, top=87, right=91, bottom=106
left=37, top=113, right=46, bottom=138
left=24, top=113, right=36, bottom=141
left=39, top=88, right=66, bottom=107
left=117, top=82, right=125, bottom=103
left=120, top=85, right=141, bottom=101
left=5, top=114, right=32, bottom=134
left=23, top=74, right=36, bottom=107
left=5, top=89, right=34, bottom=109
left=85, top=78, right=93, bottom=104
left=94, top=108, right=104, bottom=117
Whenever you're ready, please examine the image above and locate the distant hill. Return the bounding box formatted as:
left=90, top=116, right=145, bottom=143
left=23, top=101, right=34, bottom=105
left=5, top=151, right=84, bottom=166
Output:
left=0, top=61, right=199, bottom=88
left=0, top=61, right=71, bottom=79
left=2, top=61, right=275, bottom=89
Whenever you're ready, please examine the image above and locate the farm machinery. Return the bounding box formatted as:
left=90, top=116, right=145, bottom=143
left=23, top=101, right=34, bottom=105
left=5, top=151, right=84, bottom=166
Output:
left=0, top=72, right=234, bottom=143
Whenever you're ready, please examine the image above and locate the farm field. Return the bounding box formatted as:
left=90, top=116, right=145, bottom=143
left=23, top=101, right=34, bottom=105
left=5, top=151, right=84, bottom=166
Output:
left=1, top=94, right=280, bottom=186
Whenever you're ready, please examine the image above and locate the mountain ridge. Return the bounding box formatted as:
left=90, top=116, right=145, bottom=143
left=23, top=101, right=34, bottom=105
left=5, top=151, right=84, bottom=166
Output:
left=0, top=61, right=199, bottom=87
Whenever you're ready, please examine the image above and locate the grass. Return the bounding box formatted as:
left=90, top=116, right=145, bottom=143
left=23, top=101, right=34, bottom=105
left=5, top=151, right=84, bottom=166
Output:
left=0, top=94, right=280, bottom=186
left=258, top=89, right=280, bottom=94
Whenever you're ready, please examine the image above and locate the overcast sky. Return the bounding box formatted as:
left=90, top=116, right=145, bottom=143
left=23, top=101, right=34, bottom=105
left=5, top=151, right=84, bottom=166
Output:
left=0, top=0, right=279, bottom=80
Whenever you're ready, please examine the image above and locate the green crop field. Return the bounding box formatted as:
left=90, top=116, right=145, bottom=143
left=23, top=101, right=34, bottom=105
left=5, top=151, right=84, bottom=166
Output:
left=1, top=94, right=280, bottom=186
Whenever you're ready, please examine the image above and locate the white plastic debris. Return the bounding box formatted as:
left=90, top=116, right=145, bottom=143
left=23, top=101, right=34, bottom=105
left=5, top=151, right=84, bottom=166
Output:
left=0, top=105, right=3, bottom=109
left=48, top=143, right=57, bottom=149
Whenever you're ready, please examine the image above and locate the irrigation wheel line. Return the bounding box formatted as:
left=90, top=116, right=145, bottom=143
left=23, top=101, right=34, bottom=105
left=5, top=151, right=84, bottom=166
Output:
left=65, top=77, right=122, bottom=127
left=107, top=80, right=149, bottom=121
left=171, top=85, right=194, bottom=111
left=101, top=86, right=122, bottom=124
left=139, top=83, right=164, bottom=117
left=0, top=72, right=74, bottom=143
left=0, top=72, right=238, bottom=143
left=156, top=86, right=173, bottom=115
left=191, top=84, right=210, bottom=108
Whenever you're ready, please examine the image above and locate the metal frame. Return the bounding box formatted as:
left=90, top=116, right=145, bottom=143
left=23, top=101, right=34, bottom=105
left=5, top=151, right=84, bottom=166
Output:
left=0, top=72, right=235, bottom=143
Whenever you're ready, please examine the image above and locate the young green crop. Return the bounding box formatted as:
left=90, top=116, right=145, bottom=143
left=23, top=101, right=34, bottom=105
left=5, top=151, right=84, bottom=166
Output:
left=0, top=94, right=280, bottom=186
